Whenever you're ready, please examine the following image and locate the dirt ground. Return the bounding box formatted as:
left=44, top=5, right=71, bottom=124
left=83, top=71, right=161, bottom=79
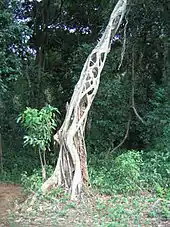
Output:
left=0, top=184, right=169, bottom=227
left=0, top=184, right=22, bottom=227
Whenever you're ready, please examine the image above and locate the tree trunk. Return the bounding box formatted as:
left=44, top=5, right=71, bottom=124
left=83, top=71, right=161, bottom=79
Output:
left=0, top=133, right=3, bottom=173
left=42, top=0, right=127, bottom=200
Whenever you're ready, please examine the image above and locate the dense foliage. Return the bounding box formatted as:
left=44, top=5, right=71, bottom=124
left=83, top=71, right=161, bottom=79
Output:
left=0, top=0, right=170, bottom=200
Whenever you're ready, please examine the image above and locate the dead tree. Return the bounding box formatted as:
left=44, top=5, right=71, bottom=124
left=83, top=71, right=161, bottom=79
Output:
left=42, top=0, right=128, bottom=200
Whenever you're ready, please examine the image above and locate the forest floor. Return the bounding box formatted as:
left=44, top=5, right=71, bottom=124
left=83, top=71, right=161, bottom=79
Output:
left=0, top=184, right=170, bottom=227
left=0, top=184, right=23, bottom=227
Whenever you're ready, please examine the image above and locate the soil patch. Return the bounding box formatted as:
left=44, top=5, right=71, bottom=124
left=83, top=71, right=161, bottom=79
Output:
left=0, top=183, right=23, bottom=227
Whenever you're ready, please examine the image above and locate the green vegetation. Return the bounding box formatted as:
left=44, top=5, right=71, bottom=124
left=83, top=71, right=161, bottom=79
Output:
left=0, top=0, right=170, bottom=226
left=17, top=105, right=59, bottom=179
left=90, top=150, right=142, bottom=194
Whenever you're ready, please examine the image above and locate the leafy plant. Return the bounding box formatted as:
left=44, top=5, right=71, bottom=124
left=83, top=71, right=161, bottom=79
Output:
left=141, top=87, right=170, bottom=189
left=89, top=150, right=143, bottom=194
left=17, top=105, right=59, bottom=180
left=21, top=165, right=54, bottom=193
left=142, top=150, right=170, bottom=189
left=113, top=150, right=142, bottom=193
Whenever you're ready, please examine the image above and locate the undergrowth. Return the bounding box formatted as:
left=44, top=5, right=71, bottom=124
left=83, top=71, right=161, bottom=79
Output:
left=0, top=148, right=40, bottom=184
left=9, top=189, right=170, bottom=227
left=89, top=149, right=170, bottom=196
left=1, top=148, right=170, bottom=227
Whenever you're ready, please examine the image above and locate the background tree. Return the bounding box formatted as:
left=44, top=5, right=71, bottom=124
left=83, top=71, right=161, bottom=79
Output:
left=0, top=0, right=30, bottom=172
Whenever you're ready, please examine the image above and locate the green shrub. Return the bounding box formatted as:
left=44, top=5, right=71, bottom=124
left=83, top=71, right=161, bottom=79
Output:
left=89, top=165, right=116, bottom=194
left=140, top=86, right=170, bottom=190
left=89, top=150, right=142, bottom=194
left=141, top=150, right=170, bottom=189
left=17, top=105, right=59, bottom=179
left=113, top=150, right=142, bottom=193
left=21, top=165, right=54, bottom=193
left=0, top=148, right=40, bottom=184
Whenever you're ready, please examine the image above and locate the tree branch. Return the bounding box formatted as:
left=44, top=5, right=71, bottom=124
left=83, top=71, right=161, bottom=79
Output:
left=118, top=10, right=129, bottom=70
left=111, top=115, right=131, bottom=154
left=44, top=0, right=65, bottom=31
left=131, top=46, right=146, bottom=124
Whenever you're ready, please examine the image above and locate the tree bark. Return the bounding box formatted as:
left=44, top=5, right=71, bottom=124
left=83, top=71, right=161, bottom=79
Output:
left=0, top=133, right=3, bottom=173
left=42, top=0, right=128, bottom=200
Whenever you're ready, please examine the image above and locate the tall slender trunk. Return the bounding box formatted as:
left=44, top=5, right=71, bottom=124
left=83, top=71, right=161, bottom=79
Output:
left=0, top=133, right=3, bottom=173
left=42, top=0, right=128, bottom=200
